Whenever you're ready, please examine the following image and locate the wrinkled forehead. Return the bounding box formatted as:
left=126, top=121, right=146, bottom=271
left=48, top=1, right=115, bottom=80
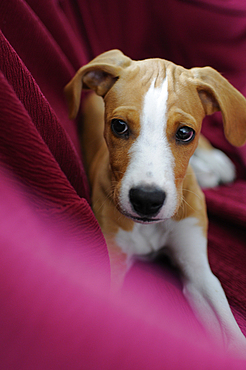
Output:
left=105, top=59, right=202, bottom=122
left=105, top=60, right=167, bottom=108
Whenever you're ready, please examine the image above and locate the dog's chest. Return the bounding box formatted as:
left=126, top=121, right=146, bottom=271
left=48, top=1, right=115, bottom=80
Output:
left=115, top=220, right=173, bottom=258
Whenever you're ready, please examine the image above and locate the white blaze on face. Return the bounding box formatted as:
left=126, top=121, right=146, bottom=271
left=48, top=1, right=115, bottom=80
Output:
left=119, top=76, right=177, bottom=220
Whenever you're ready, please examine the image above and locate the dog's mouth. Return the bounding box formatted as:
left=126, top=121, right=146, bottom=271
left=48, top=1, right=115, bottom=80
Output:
left=120, top=210, right=164, bottom=224
left=131, top=215, right=162, bottom=223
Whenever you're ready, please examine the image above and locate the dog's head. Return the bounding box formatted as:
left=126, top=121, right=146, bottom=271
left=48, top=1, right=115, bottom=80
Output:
left=65, top=50, right=246, bottom=223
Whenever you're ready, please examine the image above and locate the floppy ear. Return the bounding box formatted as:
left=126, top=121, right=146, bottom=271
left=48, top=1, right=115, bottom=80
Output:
left=190, top=67, right=246, bottom=147
left=64, top=49, right=132, bottom=119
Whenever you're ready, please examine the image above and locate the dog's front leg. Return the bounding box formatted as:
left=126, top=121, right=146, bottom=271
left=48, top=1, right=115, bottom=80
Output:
left=167, top=217, right=246, bottom=356
left=104, top=235, right=130, bottom=294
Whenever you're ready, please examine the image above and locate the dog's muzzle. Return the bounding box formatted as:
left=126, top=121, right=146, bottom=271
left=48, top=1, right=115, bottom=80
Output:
left=129, top=185, right=166, bottom=218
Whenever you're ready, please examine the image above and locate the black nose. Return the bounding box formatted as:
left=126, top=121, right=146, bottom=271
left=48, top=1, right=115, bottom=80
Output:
left=129, top=186, right=166, bottom=217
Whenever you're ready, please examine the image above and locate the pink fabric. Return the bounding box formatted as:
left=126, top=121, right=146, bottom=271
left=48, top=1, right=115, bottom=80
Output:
left=0, top=0, right=246, bottom=368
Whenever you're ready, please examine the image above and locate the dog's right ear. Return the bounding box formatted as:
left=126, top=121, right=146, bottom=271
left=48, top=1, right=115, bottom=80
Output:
left=190, top=67, right=246, bottom=147
left=64, top=50, right=132, bottom=119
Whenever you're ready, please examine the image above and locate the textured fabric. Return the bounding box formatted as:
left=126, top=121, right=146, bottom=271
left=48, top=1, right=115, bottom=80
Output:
left=0, top=0, right=246, bottom=368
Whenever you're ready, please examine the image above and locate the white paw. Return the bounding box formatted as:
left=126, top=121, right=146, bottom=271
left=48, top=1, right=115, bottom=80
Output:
left=190, top=148, right=236, bottom=189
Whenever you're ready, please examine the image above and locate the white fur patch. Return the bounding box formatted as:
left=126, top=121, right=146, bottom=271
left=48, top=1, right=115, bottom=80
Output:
left=167, top=217, right=207, bottom=261
left=115, top=219, right=173, bottom=257
left=115, top=216, right=205, bottom=259
left=119, top=76, right=177, bottom=220
left=190, top=147, right=236, bottom=188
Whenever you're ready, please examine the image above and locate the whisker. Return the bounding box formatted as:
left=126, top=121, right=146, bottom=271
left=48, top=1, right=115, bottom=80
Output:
left=181, top=196, right=197, bottom=214
left=182, top=188, right=202, bottom=200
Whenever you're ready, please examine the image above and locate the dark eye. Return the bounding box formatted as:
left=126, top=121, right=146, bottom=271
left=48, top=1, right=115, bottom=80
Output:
left=176, top=126, right=195, bottom=143
left=111, top=119, right=129, bottom=138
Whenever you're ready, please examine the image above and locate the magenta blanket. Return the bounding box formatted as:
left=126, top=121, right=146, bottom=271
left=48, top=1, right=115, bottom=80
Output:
left=0, top=1, right=246, bottom=368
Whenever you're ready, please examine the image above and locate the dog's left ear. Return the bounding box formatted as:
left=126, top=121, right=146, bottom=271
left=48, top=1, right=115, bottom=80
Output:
left=191, top=67, right=246, bottom=146
left=64, top=49, right=132, bottom=119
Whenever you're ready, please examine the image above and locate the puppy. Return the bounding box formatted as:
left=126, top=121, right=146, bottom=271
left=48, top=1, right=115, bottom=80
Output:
left=65, top=50, right=246, bottom=354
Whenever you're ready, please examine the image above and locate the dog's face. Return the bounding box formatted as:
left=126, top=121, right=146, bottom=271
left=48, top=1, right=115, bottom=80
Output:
left=103, top=60, right=204, bottom=223
left=65, top=50, right=246, bottom=223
